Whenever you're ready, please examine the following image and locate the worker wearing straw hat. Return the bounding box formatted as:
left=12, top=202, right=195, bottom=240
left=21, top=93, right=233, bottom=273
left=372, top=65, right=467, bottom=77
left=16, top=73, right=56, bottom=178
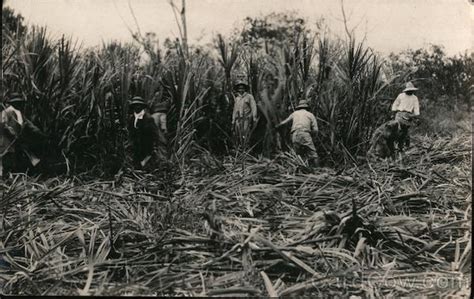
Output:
left=128, top=96, right=160, bottom=168
left=232, top=80, right=257, bottom=148
left=276, top=99, right=320, bottom=167
left=391, top=82, right=420, bottom=150
left=0, top=93, right=43, bottom=177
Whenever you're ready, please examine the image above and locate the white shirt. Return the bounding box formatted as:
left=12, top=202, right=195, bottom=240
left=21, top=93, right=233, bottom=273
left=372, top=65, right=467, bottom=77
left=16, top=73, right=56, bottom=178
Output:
left=391, top=93, right=420, bottom=116
left=2, top=106, right=24, bottom=125
left=280, top=109, right=318, bottom=133
left=133, top=110, right=145, bottom=128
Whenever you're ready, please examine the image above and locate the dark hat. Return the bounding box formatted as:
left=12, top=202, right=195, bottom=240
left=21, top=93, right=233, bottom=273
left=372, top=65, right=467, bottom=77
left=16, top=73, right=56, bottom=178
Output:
left=7, top=93, right=25, bottom=104
left=129, top=96, right=147, bottom=107
left=154, top=101, right=169, bottom=112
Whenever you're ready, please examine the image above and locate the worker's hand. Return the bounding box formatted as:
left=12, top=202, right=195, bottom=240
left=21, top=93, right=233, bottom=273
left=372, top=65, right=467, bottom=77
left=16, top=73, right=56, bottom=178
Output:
left=412, top=116, right=421, bottom=127
left=5, top=126, right=17, bottom=138
left=140, top=155, right=152, bottom=167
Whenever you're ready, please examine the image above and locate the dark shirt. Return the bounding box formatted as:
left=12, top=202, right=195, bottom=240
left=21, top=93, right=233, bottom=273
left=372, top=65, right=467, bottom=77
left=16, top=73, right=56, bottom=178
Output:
left=128, top=112, right=159, bottom=162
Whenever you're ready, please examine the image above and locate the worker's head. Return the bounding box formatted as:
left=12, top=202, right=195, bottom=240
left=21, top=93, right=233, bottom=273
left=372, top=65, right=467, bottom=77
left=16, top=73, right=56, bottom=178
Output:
left=234, top=81, right=248, bottom=95
left=403, top=82, right=418, bottom=95
left=7, top=93, right=26, bottom=111
left=295, top=100, right=309, bottom=110
left=129, top=96, right=147, bottom=113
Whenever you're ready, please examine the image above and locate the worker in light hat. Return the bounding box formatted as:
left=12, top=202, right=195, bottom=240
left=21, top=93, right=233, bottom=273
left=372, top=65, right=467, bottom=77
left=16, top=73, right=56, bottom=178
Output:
left=128, top=96, right=160, bottom=168
left=0, top=93, right=44, bottom=177
left=232, top=80, right=258, bottom=149
left=276, top=99, right=320, bottom=167
left=391, top=82, right=420, bottom=150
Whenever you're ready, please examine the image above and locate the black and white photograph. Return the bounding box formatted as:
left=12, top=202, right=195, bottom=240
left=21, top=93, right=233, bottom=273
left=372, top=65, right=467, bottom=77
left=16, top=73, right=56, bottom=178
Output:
left=1, top=0, right=472, bottom=297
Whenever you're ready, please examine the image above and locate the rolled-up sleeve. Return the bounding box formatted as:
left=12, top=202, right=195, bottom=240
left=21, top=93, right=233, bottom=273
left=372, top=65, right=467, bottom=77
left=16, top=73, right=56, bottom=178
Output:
left=279, top=114, right=293, bottom=126
left=413, top=97, right=420, bottom=115
left=249, top=95, right=258, bottom=121
left=159, top=113, right=167, bottom=132
left=232, top=99, right=239, bottom=124
left=311, top=115, right=318, bottom=132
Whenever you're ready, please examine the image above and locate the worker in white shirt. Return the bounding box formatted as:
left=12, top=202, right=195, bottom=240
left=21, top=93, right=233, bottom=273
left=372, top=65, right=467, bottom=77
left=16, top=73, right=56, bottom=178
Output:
left=276, top=100, right=320, bottom=167
left=391, top=82, right=420, bottom=149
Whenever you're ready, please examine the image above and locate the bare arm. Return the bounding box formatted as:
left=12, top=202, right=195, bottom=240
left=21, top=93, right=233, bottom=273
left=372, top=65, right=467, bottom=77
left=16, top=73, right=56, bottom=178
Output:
left=413, top=96, right=420, bottom=116
left=160, top=113, right=167, bottom=133
left=249, top=94, right=258, bottom=122
left=232, top=98, right=238, bottom=125
left=311, top=114, right=318, bottom=132
left=391, top=94, right=402, bottom=111
left=276, top=114, right=293, bottom=128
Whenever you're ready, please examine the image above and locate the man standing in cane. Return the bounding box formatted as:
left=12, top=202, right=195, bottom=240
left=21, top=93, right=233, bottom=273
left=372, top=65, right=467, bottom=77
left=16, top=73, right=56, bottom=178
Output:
left=391, top=82, right=420, bottom=151
left=151, top=91, right=169, bottom=162
left=128, top=96, right=160, bottom=168
left=232, top=80, right=257, bottom=149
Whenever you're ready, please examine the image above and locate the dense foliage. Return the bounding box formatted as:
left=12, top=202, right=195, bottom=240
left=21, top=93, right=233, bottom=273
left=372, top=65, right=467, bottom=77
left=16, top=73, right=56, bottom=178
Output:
left=1, top=7, right=472, bottom=175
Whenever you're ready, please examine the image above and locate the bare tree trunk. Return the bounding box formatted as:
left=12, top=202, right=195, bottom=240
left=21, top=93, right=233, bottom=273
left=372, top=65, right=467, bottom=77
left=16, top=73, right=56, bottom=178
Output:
left=181, top=0, right=189, bottom=57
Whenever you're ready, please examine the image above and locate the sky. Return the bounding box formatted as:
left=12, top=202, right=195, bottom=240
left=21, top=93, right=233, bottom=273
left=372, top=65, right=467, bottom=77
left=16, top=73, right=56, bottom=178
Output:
left=4, top=0, right=473, bottom=56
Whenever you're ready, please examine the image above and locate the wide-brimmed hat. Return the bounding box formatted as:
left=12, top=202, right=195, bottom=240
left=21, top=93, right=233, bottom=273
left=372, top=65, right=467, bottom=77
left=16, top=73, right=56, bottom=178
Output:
left=129, top=96, right=147, bottom=107
left=234, top=80, right=248, bottom=89
left=154, top=101, right=169, bottom=113
left=7, top=93, right=25, bottom=104
left=403, top=82, right=418, bottom=92
left=296, top=100, right=309, bottom=109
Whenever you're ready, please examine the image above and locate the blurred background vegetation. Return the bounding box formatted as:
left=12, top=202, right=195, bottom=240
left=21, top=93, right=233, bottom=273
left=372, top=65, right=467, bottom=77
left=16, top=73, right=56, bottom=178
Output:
left=1, top=6, right=472, bottom=176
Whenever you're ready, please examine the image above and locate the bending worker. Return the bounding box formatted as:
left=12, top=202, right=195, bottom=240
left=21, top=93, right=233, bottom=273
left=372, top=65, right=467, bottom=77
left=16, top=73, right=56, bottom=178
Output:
left=0, top=93, right=43, bottom=177
left=276, top=100, right=320, bottom=167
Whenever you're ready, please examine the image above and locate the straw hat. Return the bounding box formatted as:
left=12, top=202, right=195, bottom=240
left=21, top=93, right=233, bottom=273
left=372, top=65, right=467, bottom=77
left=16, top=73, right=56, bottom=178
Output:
left=7, top=93, right=25, bottom=104
left=403, top=82, right=418, bottom=92
left=234, top=80, right=248, bottom=89
left=296, top=100, right=309, bottom=109
left=154, top=101, right=169, bottom=113
left=129, top=96, right=147, bottom=107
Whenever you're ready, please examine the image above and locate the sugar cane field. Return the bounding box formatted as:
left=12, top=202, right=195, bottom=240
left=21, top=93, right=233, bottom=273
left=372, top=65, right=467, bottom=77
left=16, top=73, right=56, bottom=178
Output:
left=1, top=2, right=472, bottom=297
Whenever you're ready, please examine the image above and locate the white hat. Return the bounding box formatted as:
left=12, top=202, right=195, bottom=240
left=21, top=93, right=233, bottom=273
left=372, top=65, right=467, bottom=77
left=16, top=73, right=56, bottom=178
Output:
left=403, top=82, right=418, bottom=92
left=296, top=100, right=309, bottom=109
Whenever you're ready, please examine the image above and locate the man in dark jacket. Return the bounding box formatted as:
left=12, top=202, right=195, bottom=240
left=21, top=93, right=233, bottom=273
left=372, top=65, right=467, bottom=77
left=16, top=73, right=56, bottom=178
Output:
left=128, top=96, right=160, bottom=168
